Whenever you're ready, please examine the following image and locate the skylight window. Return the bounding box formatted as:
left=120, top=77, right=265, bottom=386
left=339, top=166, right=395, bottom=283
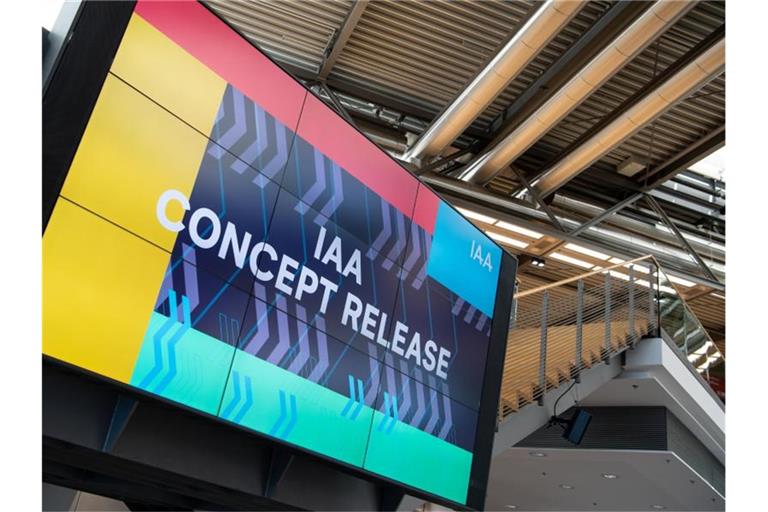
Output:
left=495, top=221, right=543, bottom=239
left=565, top=243, right=611, bottom=260
left=456, top=207, right=497, bottom=225
left=485, top=231, right=528, bottom=249
left=550, top=253, right=594, bottom=269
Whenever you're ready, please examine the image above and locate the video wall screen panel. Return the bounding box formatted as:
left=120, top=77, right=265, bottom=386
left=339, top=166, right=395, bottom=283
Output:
left=42, top=1, right=516, bottom=507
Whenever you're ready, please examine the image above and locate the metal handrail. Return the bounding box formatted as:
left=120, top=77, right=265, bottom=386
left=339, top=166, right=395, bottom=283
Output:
left=514, top=255, right=655, bottom=299
left=500, top=253, right=723, bottom=418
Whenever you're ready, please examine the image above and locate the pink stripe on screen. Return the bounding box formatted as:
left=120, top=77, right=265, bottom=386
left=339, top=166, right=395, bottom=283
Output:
left=135, top=0, right=306, bottom=131
left=135, top=0, right=438, bottom=231
left=297, top=94, right=422, bottom=227
left=412, top=185, right=440, bottom=234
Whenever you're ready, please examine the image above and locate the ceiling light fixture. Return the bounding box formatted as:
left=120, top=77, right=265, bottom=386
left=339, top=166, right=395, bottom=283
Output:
left=651, top=505, right=666, bottom=510
left=551, top=252, right=595, bottom=269
left=608, top=270, right=631, bottom=281
left=457, top=207, right=498, bottom=225
left=486, top=231, right=529, bottom=249
left=565, top=243, right=611, bottom=260
left=529, top=451, right=547, bottom=457
left=602, top=473, right=619, bottom=479
left=559, top=484, right=575, bottom=490
left=496, top=220, right=543, bottom=239
left=531, top=257, right=546, bottom=268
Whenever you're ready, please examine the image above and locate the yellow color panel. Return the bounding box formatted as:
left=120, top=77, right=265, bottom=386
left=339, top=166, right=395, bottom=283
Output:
left=111, top=13, right=226, bottom=135
left=60, top=74, right=222, bottom=252
left=43, top=199, right=170, bottom=383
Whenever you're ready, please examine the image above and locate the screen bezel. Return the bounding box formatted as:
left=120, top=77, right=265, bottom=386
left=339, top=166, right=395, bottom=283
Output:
left=42, top=1, right=516, bottom=508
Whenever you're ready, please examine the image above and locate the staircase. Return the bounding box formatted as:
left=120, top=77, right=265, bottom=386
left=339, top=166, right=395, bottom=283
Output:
left=499, top=255, right=722, bottom=420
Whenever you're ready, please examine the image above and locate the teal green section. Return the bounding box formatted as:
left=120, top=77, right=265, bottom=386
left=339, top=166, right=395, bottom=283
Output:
left=131, top=323, right=472, bottom=504
left=364, top=411, right=472, bottom=504
left=219, top=349, right=374, bottom=467
left=130, top=311, right=235, bottom=414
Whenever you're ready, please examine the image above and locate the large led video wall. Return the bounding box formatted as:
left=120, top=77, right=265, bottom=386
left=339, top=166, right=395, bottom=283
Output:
left=43, top=1, right=514, bottom=506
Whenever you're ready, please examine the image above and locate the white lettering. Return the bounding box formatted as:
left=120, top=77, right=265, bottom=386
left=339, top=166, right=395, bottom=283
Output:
left=249, top=242, right=277, bottom=282
left=318, top=277, right=338, bottom=315
left=391, top=321, right=408, bottom=356
left=321, top=236, right=343, bottom=273
left=156, top=189, right=189, bottom=232
left=376, top=312, right=390, bottom=348
left=360, top=304, right=379, bottom=340
left=189, top=207, right=220, bottom=249
left=218, top=222, right=251, bottom=269
left=404, top=332, right=422, bottom=365
left=423, top=339, right=438, bottom=372
left=436, top=347, right=451, bottom=379
left=294, top=265, right=318, bottom=301
left=342, top=249, right=362, bottom=286
left=341, top=293, right=363, bottom=330
left=275, top=255, right=299, bottom=295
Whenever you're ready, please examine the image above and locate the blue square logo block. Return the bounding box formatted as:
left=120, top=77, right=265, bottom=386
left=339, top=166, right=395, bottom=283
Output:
left=426, top=203, right=501, bottom=317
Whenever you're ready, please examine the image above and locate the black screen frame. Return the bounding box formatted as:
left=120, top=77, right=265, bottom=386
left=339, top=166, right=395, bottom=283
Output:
left=42, top=1, right=517, bottom=508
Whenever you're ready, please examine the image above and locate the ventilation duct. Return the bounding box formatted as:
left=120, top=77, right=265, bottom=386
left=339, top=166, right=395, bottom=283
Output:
left=403, top=0, right=581, bottom=165
left=534, top=37, right=724, bottom=197
left=459, top=1, right=694, bottom=184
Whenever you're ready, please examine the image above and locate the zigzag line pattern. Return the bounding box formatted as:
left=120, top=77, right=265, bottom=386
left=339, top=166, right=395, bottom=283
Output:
left=451, top=297, right=492, bottom=336
left=379, top=360, right=457, bottom=444
left=208, top=85, right=292, bottom=187
left=138, top=290, right=193, bottom=395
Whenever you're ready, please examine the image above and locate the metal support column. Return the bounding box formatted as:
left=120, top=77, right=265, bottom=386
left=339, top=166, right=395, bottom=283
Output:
left=538, top=291, right=549, bottom=405
left=509, top=165, right=566, bottom=232
left=645, top=194, right=720, bottom=283
left=628, top=266, right=635, bottom=345
left=576, top=280, right=584, bottom=381
left=318, top=82, right=358, bottom=128
left=604, top=273, right=611, bottom=362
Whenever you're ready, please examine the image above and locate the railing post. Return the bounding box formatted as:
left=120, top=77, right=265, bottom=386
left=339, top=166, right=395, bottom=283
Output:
left=628, top=265, right=635, bottom=346
left=604, top=273, right=611, bottom=363
left=538, top=290, right=548, bottom=405
left=648, top=261, right=658, bottom=337
left=576, top=280, right=583, bottom=380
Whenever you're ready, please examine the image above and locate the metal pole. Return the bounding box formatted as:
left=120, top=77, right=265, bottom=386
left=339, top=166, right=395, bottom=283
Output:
left=645, top=194, right=720, bottom=283
left=509, top=165, right=566, bottom=232
left=604, top=273, right=611, bottom=362
left=649, top=262, right=656, bottom=336
left=509, top=281, right=519, bottom=330
left=538, top=291, right=549, bottom=405
left=628, top=266, right=635, bottom=345
left=576, top=280, right=583, bottom=381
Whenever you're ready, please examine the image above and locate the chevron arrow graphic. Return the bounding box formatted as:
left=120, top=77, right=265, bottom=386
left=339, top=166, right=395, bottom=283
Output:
left=220, top=370, right=242, bottom=420
left=340, top=375, right=366, bottom=421
left=270, top=389, right=298, bottom=439
left=377, top=392, right=399, bottom=434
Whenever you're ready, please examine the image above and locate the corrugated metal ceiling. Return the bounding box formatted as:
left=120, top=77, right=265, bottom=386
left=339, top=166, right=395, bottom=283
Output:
left=204, top=0, right=725, bottom=349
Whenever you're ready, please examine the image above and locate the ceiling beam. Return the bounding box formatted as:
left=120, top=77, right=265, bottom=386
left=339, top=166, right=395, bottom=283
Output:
left=419, top=172, right=725, bottom=291
left=317, top=0, right=369, bottom=81
left=642, top=125, right=725, bottom=189
left=534, top=27, right=724, bottom=189
left=403, top=0, right=580, bottom=163
left=534, top=30, right=725, bottom=198
left=459, top=1, right=692, bottom=185
left=483, top=1, right=648, bottom=141
left=644, top=194, right=720, bottom=283
left=509, top=165, right=566, bottom=232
